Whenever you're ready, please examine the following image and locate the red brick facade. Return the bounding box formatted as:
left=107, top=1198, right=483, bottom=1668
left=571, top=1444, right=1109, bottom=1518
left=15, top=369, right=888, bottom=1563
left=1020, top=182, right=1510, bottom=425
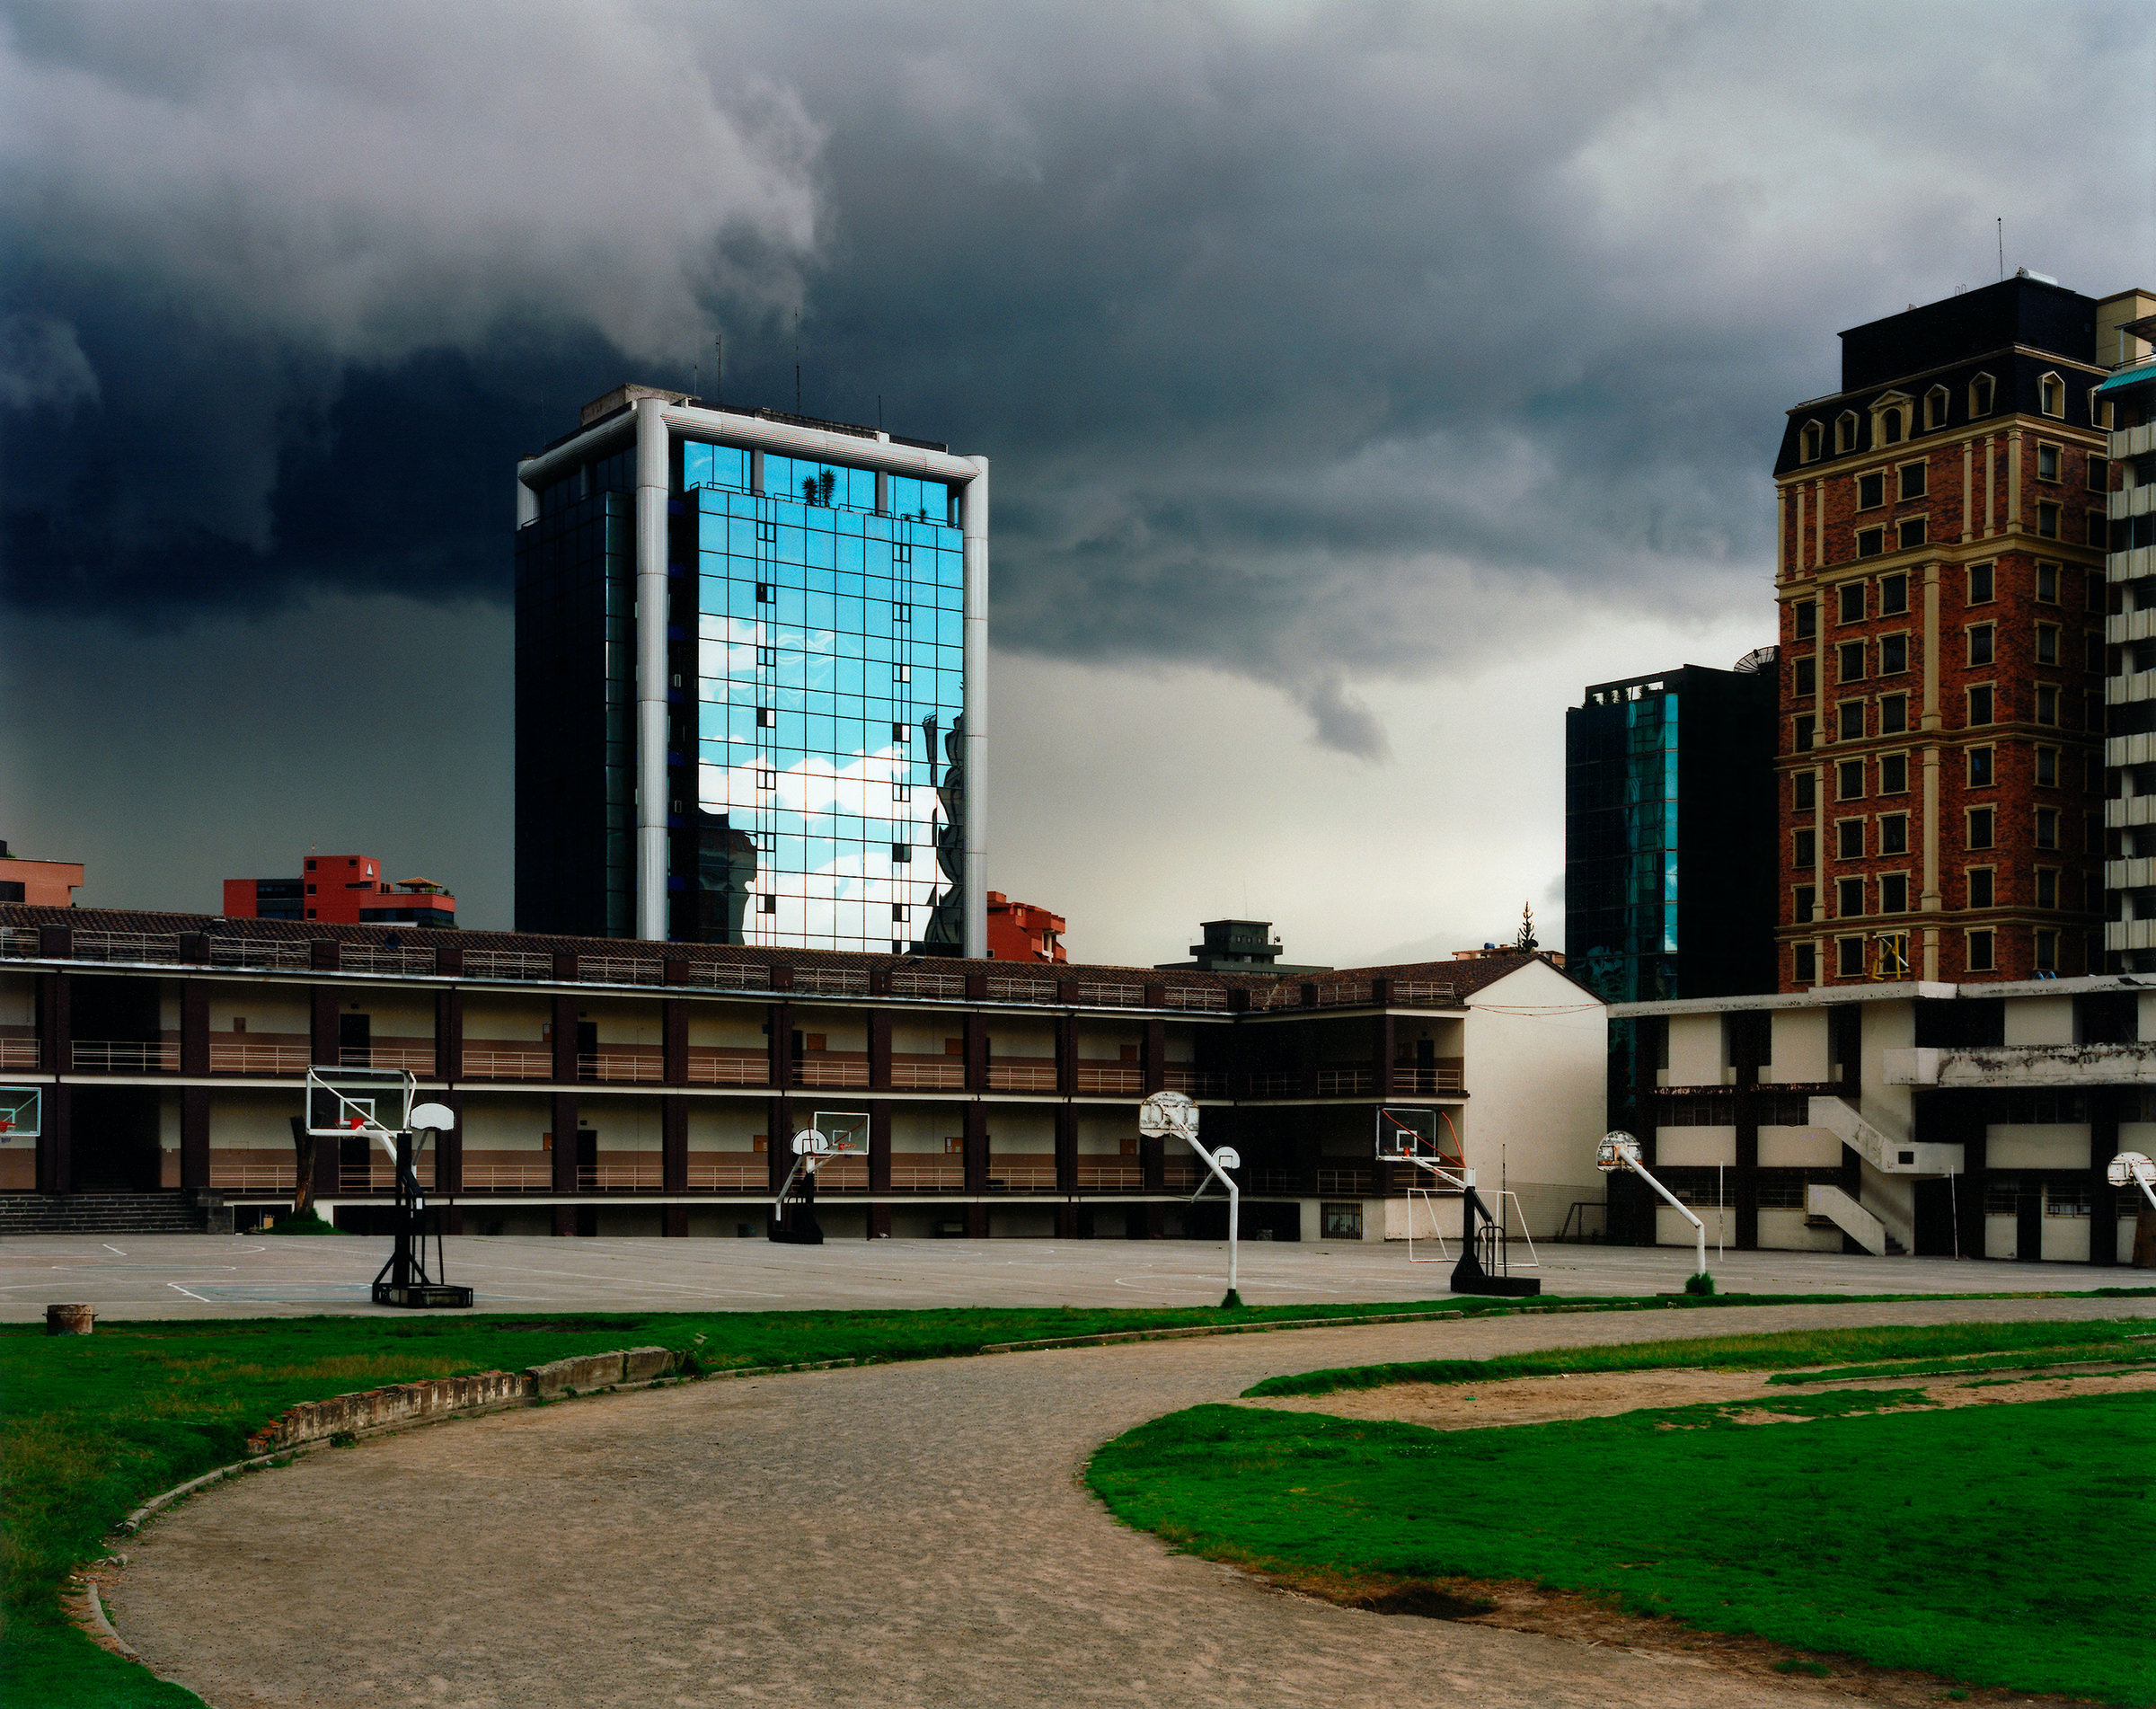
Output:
left=1776, top=393, right=2108, bottom=989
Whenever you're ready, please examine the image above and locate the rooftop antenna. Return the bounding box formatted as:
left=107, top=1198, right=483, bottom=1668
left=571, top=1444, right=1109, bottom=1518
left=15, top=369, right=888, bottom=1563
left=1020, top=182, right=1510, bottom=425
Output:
left=714, top=334, right=722, bottom=409
left=1997, top=217, right=2003, bottom=280
left=794, top=309, right=801, bottom=415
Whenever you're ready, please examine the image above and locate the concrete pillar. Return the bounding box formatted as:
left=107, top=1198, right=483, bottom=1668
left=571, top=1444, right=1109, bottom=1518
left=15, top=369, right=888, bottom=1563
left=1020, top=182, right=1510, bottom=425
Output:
left=181, top=1085, right=210, bottom=1190
left=437, top=1087, right=463, bottom=1192
left=961, top=457, right=989, bottom=960
left=309, top=987, right=339, bottom=1067
left=964, top=1013, right=988, bottom=1094
left=1142, top=1017, right=1165, bottom=1096
left=635, top=397, right=672, bottom=941
left=435, top=988, right=463, bottom=1081
left=180, top=980, right=209, bottom=1076
left=551, top=1093, right=579, bottom=1198
left=662, top=1094, right=688, bottom=1221
left=38, top=1083, right=70, bottom=1195
left=663, top=998, right=688, bottom=1086
left=552, top=994, right=579, bottom=1085
left=964, top=1102, right=988, bottom=1197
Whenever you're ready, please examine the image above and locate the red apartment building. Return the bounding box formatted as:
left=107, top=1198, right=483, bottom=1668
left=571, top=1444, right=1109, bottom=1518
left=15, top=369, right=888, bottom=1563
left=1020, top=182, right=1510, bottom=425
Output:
left=225, top=855, right=457, bottom=927
left=1774, top=275, right=2127, bottom=989
left=985, top=891, right=1065, bottom=962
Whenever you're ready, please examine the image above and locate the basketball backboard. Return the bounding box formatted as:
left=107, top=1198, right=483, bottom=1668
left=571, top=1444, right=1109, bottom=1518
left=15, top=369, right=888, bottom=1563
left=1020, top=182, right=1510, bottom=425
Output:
left=810, top=1111, right=870, bottom=1154
left=1137, top=1091, right=1198, bottom=1140
left=306, top=1066, right=416, bottom=1139
left=0, top=1087, right=40, bottom=1142
left=1374, top=1106, right=1455, bottom=1164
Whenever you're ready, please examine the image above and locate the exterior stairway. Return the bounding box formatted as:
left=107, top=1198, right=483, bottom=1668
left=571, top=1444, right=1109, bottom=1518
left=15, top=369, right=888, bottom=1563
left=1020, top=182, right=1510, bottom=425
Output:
left=1805, top=1183, right=1905, bottom=1255
left=0, top=1191, right=233, bottom=1235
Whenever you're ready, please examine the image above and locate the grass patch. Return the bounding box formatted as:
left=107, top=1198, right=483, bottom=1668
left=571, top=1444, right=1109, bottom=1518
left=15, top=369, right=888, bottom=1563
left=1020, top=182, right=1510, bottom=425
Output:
left=1088, top=1392, right=2156, bottom=1705
left=258, top=1211, right=342, bottom=1236
left=1767, top=1338, right=2156, bottom=1386
left=1242, top=1315, right=2155, bottom=1398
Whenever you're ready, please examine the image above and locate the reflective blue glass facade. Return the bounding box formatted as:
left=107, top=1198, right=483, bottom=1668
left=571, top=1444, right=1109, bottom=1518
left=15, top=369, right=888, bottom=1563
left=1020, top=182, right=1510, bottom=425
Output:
left=682, top=446, right=965, bottom=953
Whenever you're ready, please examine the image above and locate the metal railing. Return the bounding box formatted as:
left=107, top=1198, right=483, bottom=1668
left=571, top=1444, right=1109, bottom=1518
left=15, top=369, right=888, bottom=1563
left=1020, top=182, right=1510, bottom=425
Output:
left=1390, top=980, right=1459, bottom=1005
left=686, top=1054, right=768, bottom=1086
left=339, top=1160, right=436, bottom=1193
left=686, top=1161, right=772, bottom=1190
left=1392, top=1065, right=1464, bottom=1094
left=682, top=962, right=772, bottom=991
left=1162, top=1067, right=1225, bottom=1096
left=1249, top=1170, right=1302, bottom=1194
left=1162, top=1160, right=1200, bottom=1191
left=210, top=1042, right=311, bottom=1073
left=208, top=937, right=312, bottom=970
left=986, top=1063, right=1056, bottom=1091
left=890, top=970, right=964, bottom=999
left=0, top=1037, right=40, bottom=1069
left=340, top=947, right=438, bottom=977
left=987, top=1158, right=1057, bottom=1189
left=577, top=1164, right=664, bottom=1191
left=1246, top=1071, right=1302, bottom=1096
left=1317, top=979, right=1374, bottom=1006
left=985, top=977, right=1055, bottom=1003
left=1243, top=981, right=1303, bottom=1011
left=1075, top=1065, right=1142, bottom=1094
left=1161, top=986, right=1228, bottom=1010
left=793, top=967, right=870, bottom=996
left=340, top=1046, right=437, bottom=1073
left=579, top=957, right=663, bottom=986
left=893, top=1061, right=966, bottom=1089
left=70, top=1040, right=180, bottom=1072
left=463, top=951, right=553, bottom=981
left=1075, top=983, right=1145, bottom=1007
left=1315, top=1167, right=1375, bottom=1196
left=580, top=1052, right=663, bottom=1084
left=1074, top=1162, right=1144, bottom=1190
left=0, top=927, right=37, bottom=958
left=74, top=932, right=185, bottom=965
left=462, top=1048, right=554, bottom=1079
left=806, top=1158, right=870, bottom=1191
left=461, top=1164, right=555, bottom=1191
left=793, top=1059, right=870, bottom=1088
left=1315, top=1067, right=1374, bottom=1096
left=888, top=1160, right=967, bottom=1190
left=208, top=1163, right=298, bottom=1192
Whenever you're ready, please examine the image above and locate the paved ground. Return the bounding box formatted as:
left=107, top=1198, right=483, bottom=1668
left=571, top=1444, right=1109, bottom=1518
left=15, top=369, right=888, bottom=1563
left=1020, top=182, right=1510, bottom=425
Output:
left=5, top=1233, right=2143, bottom=1321
left=109, top=1292, right=2156, bottom=1709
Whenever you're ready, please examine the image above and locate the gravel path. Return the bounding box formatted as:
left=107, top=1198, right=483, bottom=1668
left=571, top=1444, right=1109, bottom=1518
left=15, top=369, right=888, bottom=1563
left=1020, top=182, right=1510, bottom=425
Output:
left=108, top=1294, right=2155, bottom=1708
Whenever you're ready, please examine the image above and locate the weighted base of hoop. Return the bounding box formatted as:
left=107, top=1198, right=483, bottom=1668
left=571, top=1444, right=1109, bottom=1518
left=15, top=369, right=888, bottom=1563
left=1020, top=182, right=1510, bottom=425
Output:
left=1448, top=1252, right=1541, bottom=1297
left=373, top=1281, right=474, bottom=1309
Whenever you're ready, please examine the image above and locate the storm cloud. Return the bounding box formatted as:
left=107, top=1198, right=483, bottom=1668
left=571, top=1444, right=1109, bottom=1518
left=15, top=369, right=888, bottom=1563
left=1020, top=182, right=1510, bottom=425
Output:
left=2, top=1, right=2151, bottom=955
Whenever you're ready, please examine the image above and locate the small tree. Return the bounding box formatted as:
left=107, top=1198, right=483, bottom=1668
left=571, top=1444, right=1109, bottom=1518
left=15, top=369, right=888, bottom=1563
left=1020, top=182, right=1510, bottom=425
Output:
left=287, top=1115, right=318, bottom=1218
left=1514, top=902, right=1538, bottom=952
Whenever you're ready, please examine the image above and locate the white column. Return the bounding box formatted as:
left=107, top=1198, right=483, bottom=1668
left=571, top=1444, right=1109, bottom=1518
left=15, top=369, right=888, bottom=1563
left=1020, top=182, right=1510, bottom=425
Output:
left=515, top=465, right=539, bottom=528
left=961, top=457, right=990, bottom=961
left=634, top=398, right=671, bottom=942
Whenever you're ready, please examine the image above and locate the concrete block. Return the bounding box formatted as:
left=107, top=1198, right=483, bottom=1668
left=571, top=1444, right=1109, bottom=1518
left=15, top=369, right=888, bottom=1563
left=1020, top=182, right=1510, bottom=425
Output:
left=623, top=1346, right=676, bottom=1383
left=527, top=1351, right=626, bottom=1397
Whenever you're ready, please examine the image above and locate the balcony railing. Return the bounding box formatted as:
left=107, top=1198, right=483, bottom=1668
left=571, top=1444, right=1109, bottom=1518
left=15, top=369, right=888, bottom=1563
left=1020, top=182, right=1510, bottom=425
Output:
left=1162, top=986, right=1229, bottom=1010
left=578, top=1164, right=664, bottom=1191
left=208, top=1162, right=298, bottom=1192
left=794, top=1058, right=870, bottom=1088
left=1314, top=1067, right=1375, bottom=1096
left=686, top=1053, right=768, bottom=1086
left=1074, top=1065, right=1143, bottom=1095
left=681, top=962, right=772, bottom=991
left=888, top=1159, right=968, bottom=1191
left=580, top=1052, right=663, bottom=1084
left=579, top=956, right=664, bottom=986
left=686, top=1160, right=772, bottom=1190
left=0, top=927, right=38, bottom=959
left=1315, top=1167, right=1375, bottom=1196
left=1074, top=1161, right=1143, bottom=1190
left=70, top=1040, right=179, bottom=1072
left=339, top=1159, right=436, bottom=1193
left=986, top=1157, right=1056, bottom=1189
left=461, top=1164, right=555, bottom=1191
left=1389, top=980, right=1460, bottom=1005
left=1392, top=1065, right=1465, bottom=1094
left=0, top=1038, right=40, bottom=1069
left=1075, top=983, right=1145, bottom=1007
left=1248, top=1169, right=1302, bottom=1194
left=210, top=1042, right=311, bottom=1073
left=1246, top=1071, right=1302, bottom=1096
left=893, top=1061, right=966, bottom=1089
left=793, top=968, right=870, bottom=996
left=985, top=977, right=1056, bottom=1003
left=986, top=1063, right=1056, bottom=1091
left=340, top=1046, right=437, bottom=1073
left=340, top=947, right=438, bottom=977
left=462, top=1048, right=554, bottom=1079
left=1162, top=1067, right=1225, bottom=1097
left=890, top=970, right=965, bottom=999
left=463, top=951, right=553, bottom=981
left=74, top=932, right=184, bottom=965
left=208, top=937, right=311, bottom=970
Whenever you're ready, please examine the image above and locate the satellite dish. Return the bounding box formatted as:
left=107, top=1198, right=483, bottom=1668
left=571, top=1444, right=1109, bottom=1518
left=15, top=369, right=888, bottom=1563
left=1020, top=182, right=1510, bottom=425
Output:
left=1137, top=1091, right=1197, bottom=1139
left=409, top=1102, right=456, bottom=1133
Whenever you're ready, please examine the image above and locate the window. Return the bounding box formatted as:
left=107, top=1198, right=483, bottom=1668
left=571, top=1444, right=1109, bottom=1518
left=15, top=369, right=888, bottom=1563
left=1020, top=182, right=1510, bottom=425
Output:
left=1968, top=624, right=1994, bottom=666
left=1969, top=807, right=1995, bottom=849
left=755, top=767, right=776, bottom=790
left=1792, top=770, right=1816, bottom=810
left=1968, top=746, right=1993, bottom=786
left=2037, top=441, right=2061, bottom=482
left=1897, top=517, right=1927, bottom=550
left=1966, top=928, right=1994, bottom=971
left=2090, top=455, right=2110, bottom=491
left=2036, top=561, right=2059, bottom=603
left=2035, top=685, right=2058, bottom=724
left=1879, top=752, right=1908, bottom=793
left=2035, top=928, right=2059, bottom=972
left=1836, top=412, right=1858, bottom=452
left=1878, top=405, right=1905, bottom=445
left=2035, top=624, right=2059, bottom=665
left=2035, top=868, right=2058, bottom=908
left=1924, top=385, right=1949, bottom=430
left=2039, top=373, right=2063, bottom=417
left=2035, top=807, right=2059, bottom=848
left=757, top=893, right=777, bottom=915
left=1880, top=633, right=1908, bottom=673
left=1857, top=527, right=1886, bottom=558
left=2036, top=746, right=2058, bottom=787
left=1880, top=813, right=1909, bottom=854
left=1968, top=868, right=1994, bottom=908
left=1879, top=694, right=1908, bottom=734
left=1969, top=562, right=1994, bottom=603
left=1794, top=654, right=1817, bottom=696
left=1793, top=885, right=1816, bottom=924
left=1880, top=572, right=1909, bottom=615
left=891, top=843, right=911, bottom=863
left=893, top=784, right=912, bottom=803
left=2037, top=500, right=2059, bottom=539
left=1836, top=759, right=1865, bottom=799
left=1837, top=820, right=1865, bottom=859
left=1967, top=684, right=1994, bottom=725
left=1838, top=937, right=1866, bottom=977
left=892, top=722, right=909, bottom=741
left=1802, top=421, right=1823, bottom=461
left=1899, top=463, right=1927, bottom=500
left=1838, top=583, right=1866, bottom=624
left=1793, top=942, right=1817, bottom=984
left=891, top=903, right=908, bottom=921
left=1838, top=701, right=1865, bottom=740
left=1794, top=599, right=1817, bottom=640
left=1858, top=472, right=1886, bottom=509
left=1970, top=374, right=1995, bottom=416
left=893, top=601, right=912, bottom=623
left=2092, top=392, right=2114, bottom=431
left=1794, top=714, right=1816, bottom=752
left=1792, top=828, right=1816, bottom=867
left=1838, top=641, right=1866, bottom=682
left=2090, top=509, right=2108, bottom=548
left=755, top=706, right=775, bottom=727
left=1837, top=875, right=1865, bottom=915
left=1879, top=873, right=1909, bottom=913
left=755, top=644, right=776, bottom=667
left=755, top=581, right=773, bottom=603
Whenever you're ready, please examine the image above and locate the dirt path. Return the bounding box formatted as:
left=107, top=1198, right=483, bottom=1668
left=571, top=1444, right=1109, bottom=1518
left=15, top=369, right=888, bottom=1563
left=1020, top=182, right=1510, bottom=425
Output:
left=105, top=1296, right=2155, bottom=1709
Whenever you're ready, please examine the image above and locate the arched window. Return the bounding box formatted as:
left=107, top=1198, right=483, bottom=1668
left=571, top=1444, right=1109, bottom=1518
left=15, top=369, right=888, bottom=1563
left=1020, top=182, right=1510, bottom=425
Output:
left=1802, top=421, right=1824, bottom=462
left=1969, top=373, right=1995, bottom=416
left=2039, top=372, right=2064, bottom=417
left=1924, top=385, right=1949, bottom=430
left=1879, top=408, right=1904, bottom=445
left=1836, top=411, right=1859, bottom=454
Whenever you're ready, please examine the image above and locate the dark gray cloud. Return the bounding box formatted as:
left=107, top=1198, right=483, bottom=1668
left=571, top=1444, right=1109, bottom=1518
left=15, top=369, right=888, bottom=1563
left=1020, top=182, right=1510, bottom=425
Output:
left=1, top=1, right=2151, bottom=942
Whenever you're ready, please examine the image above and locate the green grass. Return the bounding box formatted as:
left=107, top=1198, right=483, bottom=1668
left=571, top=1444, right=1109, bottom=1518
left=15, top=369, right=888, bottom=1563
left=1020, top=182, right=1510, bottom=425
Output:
left=1088, top=1392, right=2156, bottom=1705
left=1767, top=1338, right=2156, bottom=1386
left=1241, top=1315, right=2156, bottom=1397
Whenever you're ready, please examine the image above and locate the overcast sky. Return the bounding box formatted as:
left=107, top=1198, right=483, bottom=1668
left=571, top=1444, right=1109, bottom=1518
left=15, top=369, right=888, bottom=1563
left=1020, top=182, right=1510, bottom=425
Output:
left=2, top=1, right=2151, bottom=966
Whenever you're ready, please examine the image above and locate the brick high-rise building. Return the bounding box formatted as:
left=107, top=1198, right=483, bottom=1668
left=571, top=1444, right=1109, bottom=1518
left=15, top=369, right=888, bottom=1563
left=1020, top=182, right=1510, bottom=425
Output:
left=1773, top=275, right=2118, bottom=990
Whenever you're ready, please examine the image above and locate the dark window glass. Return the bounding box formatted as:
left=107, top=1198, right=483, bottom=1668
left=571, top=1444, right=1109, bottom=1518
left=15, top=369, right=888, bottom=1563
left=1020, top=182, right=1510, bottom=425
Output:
left=1968, top=625, right=1994, bottom=666
left=1794, top=654, right=1816, bottom=696
left=1881, top=814, right=1909, bottom=854
left=1880, top=695, right=1907, bottom=734
left=1967, top=685, right=1993, bottom=725
left=2090, top=456, right=2109, bottom=491
left=1899, top=464, right=1926, bottom=500
left=1794, top=714, right=1816, bottom=752
left=1968, top=746, right=1993, bottom=786
left=1838, top=583, right=1865, bottom=623
left=2036, top=562, right=2058, bottom=602
left=1897, top=517, right=1926, bottom=549
left=2037, top=501, right=2059, bottom=539
left=1838, top=937, right=1866, bottom=976
left=1837, top=875, right=1864, bottom=914
left=2036, top=747, right=2057, bottom=787
left=1792, top=828, right=1816, bottom=867
left=1859, top=473, right=1886, bottom=509
left=1969, top=562, right=1994, bottom=603
left=1880, top=574, right=1908, bottom=615
left=1966, top=927, right=1994, bottom=970
left=1857, top=528, right=1886, bottom=558
left=1838, top=820, right=1865, bottom=859
left=1793, top=886, right=1816, bottom=924
left=1794, top=600, right=1817, bottom=640
left=2035, top=625, right=2059, bottom=665
left=1837, top=759, right=1865, bottom=799
left=1839, top=642, right=1866, bottom=681
left=2035, top=808, right=2059, bottom=849
left=1880, top=753, right=1908, bottom=793
left=1880, top=633, right=1908, bottom=673
left=2037, top=443, right=2060, bottom=482
left=1838, top=702, right=1865, bottom=739
left=2035, top=685, right=2058, bottom=724
left=1794, top=942, right=1817, bottom=983
left=1880, top=873, right=1909, bottom=912
left=1969, top=808, right=1995, bottom=849
left=1793, top=770, right=1816, bottom=810
left=1968, top=868, right=1993, bottom=908
left=2036, top=869, right=2057, bottom=908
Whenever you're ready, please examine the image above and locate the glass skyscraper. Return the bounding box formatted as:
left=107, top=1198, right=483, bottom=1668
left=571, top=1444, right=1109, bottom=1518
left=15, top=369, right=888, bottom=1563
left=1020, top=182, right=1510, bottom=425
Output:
left=516, top=385, right=987, bottom=955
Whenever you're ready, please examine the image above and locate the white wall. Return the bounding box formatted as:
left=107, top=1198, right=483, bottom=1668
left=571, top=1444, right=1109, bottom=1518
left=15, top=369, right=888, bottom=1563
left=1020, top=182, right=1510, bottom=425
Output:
left=1656, top=1126, right=1735, bottom=1166
left=1766, top=1009, right=1830, bottom=1083
left=1664, top=1014, right=1723, bottom=1086
left=1758, top=1123, right=1842, bottom=1167
left=2004, top=996, right=2074, bottom=1046
left=1459, top=960, right=1606, bottom=1235
left=1986, top=1124, right=2090, bottom=1170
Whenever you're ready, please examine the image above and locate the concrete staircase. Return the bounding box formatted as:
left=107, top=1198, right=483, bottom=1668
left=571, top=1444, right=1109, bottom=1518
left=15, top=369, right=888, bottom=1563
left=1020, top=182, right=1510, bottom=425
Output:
left=0, top=1191, right=233, bottom=1235
left=1805, top=1182, right=1905, bottom=1256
